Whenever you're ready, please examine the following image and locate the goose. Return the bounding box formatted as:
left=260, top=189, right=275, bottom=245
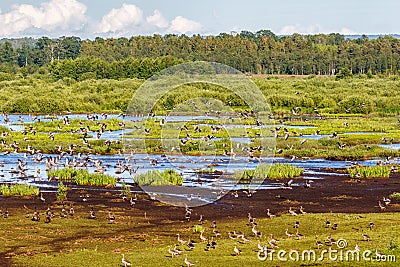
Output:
left=383, top=197, right=391, bottom=205
left=293, top=221, right=300, bottom=228
left=168, top=246, right=178, bottom=257
left=369, top=221, right=375, bottom=230
left=184, top=255, right=194, bottom=267
left=252, top=225, right=262, bottom=238
left=332, top=223, right=338, bottom=230
left=199, top=232, right=207, bottom=243
left=108, top=211, right=115, bottom=224
left=205, top=239, right=211, bottom=251
left=355, top=242, right=361, bottom=252
left=362, top=231, right=370, bottom=241
left=233, top=245, right=241, bottom=256
left=296, top=230, right=304, bottom=239
left=285, top=229, right=294, bottom=238
left=187, top=240, right=195, bottom=250
left=378, top=201, right=386, bottom=211
left=266, top=209, right=275, bottom=219
left=121, top=254, right=131, bottom=267
left=299, top=206, right=307, bottom=214
left=289, top=207, right=297, bottom=216
left=210, top=237, right=217, bottom=249
left=325, top=218, right=331, bottom=228
left=40, top=193, right=46, bottom=203
left=173, top=245, right=183, bottom=255
left=257, top=240, right=264, bottom=251
left=177, top=234, right=187, bottom=245
left=315, top=237, right=323, bottom=249
left=89, top=207, right=96, bottom=219
left=241, top=235, right=250, bottom=243
left=212, top=229, right=221, bottom=238
left=375, top=247, right=384, bottom=258
left=304, top=180, right=313, bottom=188
left=282, top=179, right=293, bottom=189
left=326, top=234, right=336, bottom=245
left=69, top=206, right=74, bottom=216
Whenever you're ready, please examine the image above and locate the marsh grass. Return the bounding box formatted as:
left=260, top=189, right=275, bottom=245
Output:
left=56, top=182, right=68, bottom=201
left=134, top=169, right=183, bottom=186
left=48, top=168, right=117, bottom=187
left=347, top=165, right=391, bottom=178
left=389, top=192, right=400, bottom=199
left=0, top=183, right=39, bottom=196
left=234, top=163, right=304, bottom=181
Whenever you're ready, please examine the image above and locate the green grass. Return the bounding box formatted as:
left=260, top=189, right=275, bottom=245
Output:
left=389, top=192, right=400, bottom=199
left=2, top=209, right=399, bottom=267
left=0, top=183, right=39, bottom=196
left=48, top=168, right=117, bottom=187
left=134, top=169, right=184, bottom=186
left=347, top=165, right=391, bottom=178
left=234, top=163, right=304, bottom=181
left=56, top=182, right=68, bottom=201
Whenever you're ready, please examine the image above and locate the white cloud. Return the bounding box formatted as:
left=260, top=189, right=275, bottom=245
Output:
left=0, top=2, right=204, bottom=37
left=0, top=0, right=87, bottom=36
left=96, top=4, right=143, bottom=34
left=146, top=10, right=169, bottom=28
left=168, top=16, right=203, bottom=34
left=278, top=24, right=357, bottom=35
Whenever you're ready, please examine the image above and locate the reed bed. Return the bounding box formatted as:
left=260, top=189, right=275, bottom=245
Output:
left=48, top=168, right=117, bottom=187
left=347, top=165, right=391, bottom=178
left=234, top=163, right=304, bottom=181
left=134, top=169, right=183, bottom=186
left=0, top=183, right=39, bottom=196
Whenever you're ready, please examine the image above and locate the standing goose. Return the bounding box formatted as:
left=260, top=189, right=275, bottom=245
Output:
left=184, top=255, right=194, bottom=267
left=121, top=253, right=131, bottom=267
left=233, top=245, right=241, bottom=256
left=266, top=209, right=275, bottom=218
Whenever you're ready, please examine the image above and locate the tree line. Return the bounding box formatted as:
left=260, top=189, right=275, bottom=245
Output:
left=1, top=30, right=400, bottom=79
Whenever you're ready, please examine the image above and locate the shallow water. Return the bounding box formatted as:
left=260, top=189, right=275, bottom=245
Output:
left=0, top=113, right=394, bottom=197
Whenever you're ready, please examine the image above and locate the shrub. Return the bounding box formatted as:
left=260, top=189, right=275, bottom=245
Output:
left=57, top=182, right=68, bottom=201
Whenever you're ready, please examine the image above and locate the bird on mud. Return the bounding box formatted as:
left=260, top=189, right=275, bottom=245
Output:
left=107, top=211, right=115, bottom=224
left=281, top=179, right=293, bottom=189
left=89, top=207, right=96, bottom=219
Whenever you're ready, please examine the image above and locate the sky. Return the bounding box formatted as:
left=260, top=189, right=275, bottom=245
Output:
left=0, top=0, right=399, bottom=38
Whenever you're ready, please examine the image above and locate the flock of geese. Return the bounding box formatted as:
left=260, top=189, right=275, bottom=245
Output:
left=150, top=204, right=388, bottom=266
left=0, top=113, right=398, bottom=266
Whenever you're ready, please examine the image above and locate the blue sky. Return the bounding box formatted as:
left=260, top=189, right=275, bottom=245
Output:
left=0, top=0, right=399, bottom=38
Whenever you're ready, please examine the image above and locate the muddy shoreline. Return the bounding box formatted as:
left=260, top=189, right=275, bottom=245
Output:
left=2, top=172, right=399, bottom=222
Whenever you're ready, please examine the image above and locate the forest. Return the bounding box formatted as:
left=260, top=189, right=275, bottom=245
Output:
left=1, top=30, right=400, bottom=79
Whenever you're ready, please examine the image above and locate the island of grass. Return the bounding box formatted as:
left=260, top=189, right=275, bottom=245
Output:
left=234, top=163, right=304, bottom=181
left=347, top=165, right=391, bottom=178
left=134, top=169, right=183, bottom=186
left=0, top=183, right=39, bottom=196
left=47, top=168, right=117, bottom=187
